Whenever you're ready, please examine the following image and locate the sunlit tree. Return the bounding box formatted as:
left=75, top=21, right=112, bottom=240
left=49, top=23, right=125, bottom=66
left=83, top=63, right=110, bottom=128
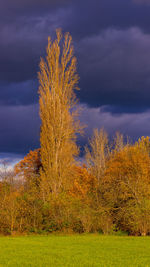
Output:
left=85, top=128, right=109, bottom=184
left=38, top=29, right=82, bottom=199
left=101, top=144, right=150, bottom=235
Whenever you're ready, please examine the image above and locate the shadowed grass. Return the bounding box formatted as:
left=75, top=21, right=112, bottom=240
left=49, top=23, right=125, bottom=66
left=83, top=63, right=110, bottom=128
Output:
left=0, top=235, right=150, bottom=266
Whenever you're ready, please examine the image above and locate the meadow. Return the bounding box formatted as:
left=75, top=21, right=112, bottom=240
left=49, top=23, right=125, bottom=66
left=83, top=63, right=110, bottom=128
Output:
left=0, top=235, right=150, bottom=266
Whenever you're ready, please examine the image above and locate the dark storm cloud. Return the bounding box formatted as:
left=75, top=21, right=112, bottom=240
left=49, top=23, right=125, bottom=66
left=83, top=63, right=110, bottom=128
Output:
left=1, top=0, right=150, bottom=107
left=2, top=26, right=150, bottom=110
left=80, top=104, right=150, bottom=141
left=133, top=0, right=150, bottom=5
left=1, top=0, right=150, bottom=81
left=77, top=27, right=150, bottom=111
left=0, top=8, right=67, bottom=83
left=0, top=80, right=37, bottom=105
left=66, top=0, right=150, bottom=40
left=1, top=0, right=69, bottom=8
left=1, top=0, right=150, bottom=155
left=0, top=0, right=71, bottom=18
left=0, top=104, right=40, bottom=154
left=1, top=102, right=150, bottom=161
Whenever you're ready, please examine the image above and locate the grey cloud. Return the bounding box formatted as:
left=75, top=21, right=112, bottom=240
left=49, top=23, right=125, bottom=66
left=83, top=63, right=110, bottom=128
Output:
left=0, top=80, right=38, bottom=106
left=0, top=104, right=40, bottom=153
left=133, top=0, right=150, bottom=5
left=1, top=102, right=150, bottom=156
left=77, top=27, right=150, bottom=110
left=1, top=0, right=150, bottom=156
left=0, top=153, right=23, bottom=167
left=0, top=0, right=71, bottom=17
left=80, top=104, right=150, bottom=141
left=1, top=0, right=69, bottom=6
left=2, top=27, right=150, bottom=110
left=65, top=0, right=150, bottom=40
left=0, top=9, right=69, bottom=83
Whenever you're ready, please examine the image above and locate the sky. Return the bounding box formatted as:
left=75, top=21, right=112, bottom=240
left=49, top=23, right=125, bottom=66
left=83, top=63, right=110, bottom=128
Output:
left=1, top=0, right=150, bottom=164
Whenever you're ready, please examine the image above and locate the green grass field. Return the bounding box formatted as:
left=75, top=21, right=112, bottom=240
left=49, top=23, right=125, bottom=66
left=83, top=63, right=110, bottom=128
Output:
left=0, top=235, right=150, bottom=266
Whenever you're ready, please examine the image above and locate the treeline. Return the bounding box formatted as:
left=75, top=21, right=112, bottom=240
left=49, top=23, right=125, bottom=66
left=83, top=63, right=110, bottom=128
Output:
left=1, top=29, right=150, bottom=236
left=0, top=132, right=150, bottom=236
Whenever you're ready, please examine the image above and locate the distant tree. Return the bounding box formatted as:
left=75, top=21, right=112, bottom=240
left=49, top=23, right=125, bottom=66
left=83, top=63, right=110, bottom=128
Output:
left=113, top=131, right=125, bottom=153
left=85, top=128, right=109, bottom=184
left=38, top=29, right=82, bottom=199
left=0, top=160, right=15, bottom=185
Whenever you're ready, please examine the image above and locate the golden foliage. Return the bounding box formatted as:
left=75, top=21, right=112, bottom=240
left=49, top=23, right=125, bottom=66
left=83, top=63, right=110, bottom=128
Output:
left=101, top=144, right=150, bottom=235
left=14, top=149, right=41, bottom=191
left=38, top=29, right=82, bottom=197
left=70, top=165, right=97, bottom=200
left=15, top=149, right=41, bottom=178
left=85, top=128, right=109, bottom=183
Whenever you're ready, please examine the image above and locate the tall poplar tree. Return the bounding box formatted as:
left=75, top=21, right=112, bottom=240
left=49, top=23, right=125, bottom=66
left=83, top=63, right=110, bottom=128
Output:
left=38, top=29, right=81, bottom=199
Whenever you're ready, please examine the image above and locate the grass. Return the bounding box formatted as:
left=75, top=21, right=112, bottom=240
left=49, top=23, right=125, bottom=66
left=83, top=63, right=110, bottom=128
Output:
left=0, top=234, right=150, bottom=266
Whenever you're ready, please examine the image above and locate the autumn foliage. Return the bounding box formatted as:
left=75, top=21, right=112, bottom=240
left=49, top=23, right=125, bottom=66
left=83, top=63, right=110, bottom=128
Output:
left=1, top=30, right=150, bottom=235
left=38, top=29, right=81, bottom=198
left=1, top=134, right=150, bottom=235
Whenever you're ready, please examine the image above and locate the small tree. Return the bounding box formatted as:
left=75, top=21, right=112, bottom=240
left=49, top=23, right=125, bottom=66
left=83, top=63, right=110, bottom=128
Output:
left=85, top=128, right=109, bottom=184
left=113, top=131, right=125, bottom=153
